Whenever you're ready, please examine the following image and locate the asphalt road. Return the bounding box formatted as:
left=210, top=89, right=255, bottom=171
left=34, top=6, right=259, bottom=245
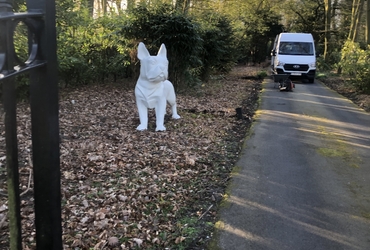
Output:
left=214, top=78, right=370, bottom=250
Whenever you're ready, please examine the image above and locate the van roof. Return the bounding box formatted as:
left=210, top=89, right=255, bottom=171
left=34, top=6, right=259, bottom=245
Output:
left=279, top=33, right=314, bottom=42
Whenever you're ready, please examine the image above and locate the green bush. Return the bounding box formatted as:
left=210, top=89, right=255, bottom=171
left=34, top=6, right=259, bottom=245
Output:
left=57, top=3, right=131, bottom=86
left=257, top=70, right=268, bottom=79
left=340, top=40, right=370, bottom=93
left=197, top=14, right=236, bottom=82
left=118, top=4, right=202, bottom=89
left=55, top=2, right=240, bottom=88
left=237, top=8, right=283, bottom=65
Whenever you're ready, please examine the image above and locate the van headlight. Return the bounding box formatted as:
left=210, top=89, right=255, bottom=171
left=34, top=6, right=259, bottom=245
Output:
left=309, top=62, right=316, bottom=67
left=277, top=61, right=285, bottom=66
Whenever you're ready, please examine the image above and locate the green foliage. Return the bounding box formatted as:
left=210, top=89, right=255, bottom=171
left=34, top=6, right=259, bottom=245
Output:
left=197, top=13, right=236, bottom=82
left=7, top=0, right=370, bottom=93
left=55, top=2, right=239, bottom=88
left=12, top=21, right=30, bottom=99
left=257, top=70, right=268, bottom=79
left=56, top=1, right=130, bottom=86
left=236, top=7, right=284, bottom=64
left=283, top=0, right=324, bottom=35
left=158, top=13, right=203, bottom=88
left=118, top=4, right=203, bottom=88
left=188, top=0, right=286, bottom=66
left=316, top=56, right=332, bottom=72
left=339, top=40, right=370, bottom=93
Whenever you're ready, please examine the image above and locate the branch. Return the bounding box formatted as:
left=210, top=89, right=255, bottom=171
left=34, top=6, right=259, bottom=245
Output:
left=20, top=156, right=33, bottom=196
left=198, top=204, right=213, bottom=220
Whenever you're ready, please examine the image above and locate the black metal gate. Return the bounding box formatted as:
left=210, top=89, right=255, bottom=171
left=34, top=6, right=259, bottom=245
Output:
left=0, top=0, right=62, bottom=248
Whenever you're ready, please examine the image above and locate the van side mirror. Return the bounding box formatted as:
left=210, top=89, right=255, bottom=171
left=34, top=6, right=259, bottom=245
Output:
left=271, top=50, right=276, bottom=56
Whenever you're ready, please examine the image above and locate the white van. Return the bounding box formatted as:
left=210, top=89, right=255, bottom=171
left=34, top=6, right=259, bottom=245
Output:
left=271, top=33, right=316, bottom=83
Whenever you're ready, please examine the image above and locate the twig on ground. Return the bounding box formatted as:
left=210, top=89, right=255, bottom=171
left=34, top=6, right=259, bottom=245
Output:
left=100, top=241, right=108, bottom=250
left=198, top=204, right=213, bottom=220
left=20, top=168, right=32, bottom=196
left=222, top=177, right=230, bottom=183
left=20, top=156, right=33, bottom=196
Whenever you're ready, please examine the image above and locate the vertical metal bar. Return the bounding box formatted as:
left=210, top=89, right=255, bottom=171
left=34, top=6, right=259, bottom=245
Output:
left=26, top=0, right=62, bottom=248
left=29, top=71, right=62, bottom=250
left=1, top=0, right=62, bottom=247
left=3, top=79, right=22, bottom=250
left=1, top=1, right=22, bottom=249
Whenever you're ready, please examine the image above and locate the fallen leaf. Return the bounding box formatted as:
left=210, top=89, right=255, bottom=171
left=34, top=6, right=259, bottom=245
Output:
left=82, top=200, right=89, bottom=207
left=108, top=236, right=119, bottom=246
left=118, top=195, right=128, bottom=201
left=133, top=238, right=143, bottom=247
left=175, top=236, right=186, bottom=244
left=0, top=66, right=264, bottom=249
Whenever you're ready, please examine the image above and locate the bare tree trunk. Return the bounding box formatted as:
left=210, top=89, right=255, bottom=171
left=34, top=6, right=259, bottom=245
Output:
left=324, top=0, right=332, bottom=61
left=175, top=0, right=191, bottom=14
left=366, top=0, right=370, bottom=44
left=115, top=0, right=122, bottom=11
left=103, top=0, right=107, bottom=15
left=97, top=0, right=101, bottom=16
left=348, top=0, right=365, bottom=41
left=349, top=0, right=358, bottom=40
left=88, top=0, right=94, bottom=17
left=354, top=0, right=365, bottom=41
left=332, top=0, right=338, bottom=30
left=126, top=0, right=135, bottom=10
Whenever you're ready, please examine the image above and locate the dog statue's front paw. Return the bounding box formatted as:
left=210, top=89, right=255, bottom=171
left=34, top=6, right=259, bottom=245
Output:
left=172, top=114, right=181, bottom=119
left=155, top=125, right=166, bottom=131
left=136, top=124, right=147, bottom=131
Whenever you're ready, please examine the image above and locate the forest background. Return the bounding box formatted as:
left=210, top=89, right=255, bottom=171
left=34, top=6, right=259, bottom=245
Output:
left=10, top=0, right=370, bottom=95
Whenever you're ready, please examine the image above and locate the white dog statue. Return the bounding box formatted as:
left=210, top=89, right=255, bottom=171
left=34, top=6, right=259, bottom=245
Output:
left=135, top=42, right=180, bottom=131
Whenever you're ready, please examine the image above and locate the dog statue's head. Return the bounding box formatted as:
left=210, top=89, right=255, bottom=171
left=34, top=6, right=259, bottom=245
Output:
left=137, top=42, right=169, bottom=83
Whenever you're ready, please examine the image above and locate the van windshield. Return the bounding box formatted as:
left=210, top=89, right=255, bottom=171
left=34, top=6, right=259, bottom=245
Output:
left=278, top=42, right=314, bottom=55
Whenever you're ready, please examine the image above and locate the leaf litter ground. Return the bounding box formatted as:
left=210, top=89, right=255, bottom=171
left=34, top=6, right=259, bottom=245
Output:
left=0, top=66, right=262, bottom=249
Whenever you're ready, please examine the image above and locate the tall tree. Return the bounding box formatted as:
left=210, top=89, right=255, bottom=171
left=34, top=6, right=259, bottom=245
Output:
left=175, top=0, right=191, bottom=14
left=348, top=0, right=365, bottom=41
left=126, top=0, right=135, bottom=10
left=366, top=0, right=370, bottom=44
left=323, top=0, right=332, bottom=60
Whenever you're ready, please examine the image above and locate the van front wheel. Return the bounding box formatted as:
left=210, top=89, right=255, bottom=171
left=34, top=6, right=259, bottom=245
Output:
left=308, top=78, right=314, bottom=83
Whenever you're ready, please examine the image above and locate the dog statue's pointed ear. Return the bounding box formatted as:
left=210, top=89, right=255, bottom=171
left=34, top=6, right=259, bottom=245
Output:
left=157, top=44, right=167, bottom=58
left=138, top=42, right=150, bottom=60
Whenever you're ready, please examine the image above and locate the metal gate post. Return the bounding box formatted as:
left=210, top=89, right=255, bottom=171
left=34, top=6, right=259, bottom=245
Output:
left=25, top=0, right=62, bottom=248
left=2, top=79, right=22, bottom=249
left=26, top=0, right=63, bottom=246
left=1, top=1, right=23, bottom=249
left=0, top=0, right=62, bottom=248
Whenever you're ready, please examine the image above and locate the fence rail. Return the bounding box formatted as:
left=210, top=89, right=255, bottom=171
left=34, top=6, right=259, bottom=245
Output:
left=0, top=0, right=62, bottom=248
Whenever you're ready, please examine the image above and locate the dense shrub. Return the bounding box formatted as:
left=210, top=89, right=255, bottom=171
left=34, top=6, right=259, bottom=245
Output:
left=237, top=8, right=283, bottom=65
left=55, top=2, right=239, bottom=88
left=197, top=14, right=236, bottom=82
left=57, top=3, right=131, bottom=87
left=118, top=4, right=203, bottom=89
left=118, top=4, right=241, bottom=88
left=340, top=40, right=370, bottom=93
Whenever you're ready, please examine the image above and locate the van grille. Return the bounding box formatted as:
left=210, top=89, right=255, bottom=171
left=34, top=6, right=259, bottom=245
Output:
left=284, top=64, right=309, bottom=71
